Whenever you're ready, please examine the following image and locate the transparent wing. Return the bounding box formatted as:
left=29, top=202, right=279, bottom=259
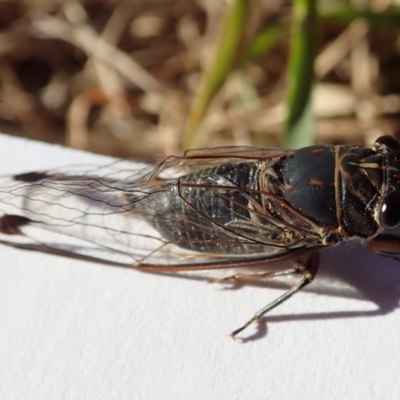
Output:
left=0, top=148, right=326, bottom=269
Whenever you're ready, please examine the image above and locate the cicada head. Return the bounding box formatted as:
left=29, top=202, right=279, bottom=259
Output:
left=374, top=135, right=400, bottom=231
left=339, top=135, right=400, bottom=238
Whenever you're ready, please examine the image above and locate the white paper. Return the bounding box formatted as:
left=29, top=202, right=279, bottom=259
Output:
left=0, top=134, right=399, bottom=400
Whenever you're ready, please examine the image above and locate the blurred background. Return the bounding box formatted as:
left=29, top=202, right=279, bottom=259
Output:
left=0, top=0, right=399, bottom=158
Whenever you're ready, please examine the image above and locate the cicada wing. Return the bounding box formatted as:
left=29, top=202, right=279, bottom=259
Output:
left=182, top=146, right=290, bottom=160
left=0, top=150, right=327, bottom=269
left=0, top=167, right=179, bottom=265
left=169, top=147, right=292, bottom=175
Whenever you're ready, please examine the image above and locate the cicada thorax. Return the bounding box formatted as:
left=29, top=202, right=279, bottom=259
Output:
left=276, top=141, right=399, bottom=240
left=279, top=145, right=337, bottom=226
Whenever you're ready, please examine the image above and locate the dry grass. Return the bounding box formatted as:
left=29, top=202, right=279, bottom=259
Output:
left=0, top=0, right=399, bottom=158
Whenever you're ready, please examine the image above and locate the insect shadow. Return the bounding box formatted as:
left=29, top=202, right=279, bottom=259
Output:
left=155, top=239, right=400, bottom=342
left=233, top=240, right=400, bottom=342
left=2, top=237, right=400, bottom=343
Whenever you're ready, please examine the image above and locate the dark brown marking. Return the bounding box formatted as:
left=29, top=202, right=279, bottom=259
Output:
left=13, top=172, right=50, bottom=182
left=0, top=214, right=32, bottom=234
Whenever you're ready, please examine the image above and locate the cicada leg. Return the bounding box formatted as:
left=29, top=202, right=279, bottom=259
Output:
left=207, top=267, right=303, bottom=285
left=367, top=234, right=400, bottom=261
left=230, top=251, right=320, bottom=339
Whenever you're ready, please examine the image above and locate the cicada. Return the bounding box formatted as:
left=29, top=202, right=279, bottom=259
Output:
left=1, top=135, right=400, bottom=337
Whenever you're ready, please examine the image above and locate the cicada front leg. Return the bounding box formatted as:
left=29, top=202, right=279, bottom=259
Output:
left=368, top=234, right=400, bottom=261
left=230, top=251, right=320, bottom=339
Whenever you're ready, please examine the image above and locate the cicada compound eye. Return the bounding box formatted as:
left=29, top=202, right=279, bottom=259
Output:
left=375, top=135, right=400, bottom=151
left=379, top=191, right=400, bottom=230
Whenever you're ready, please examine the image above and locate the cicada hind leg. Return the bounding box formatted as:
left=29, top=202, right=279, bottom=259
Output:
left=227, top=251, right=320, bottom=339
